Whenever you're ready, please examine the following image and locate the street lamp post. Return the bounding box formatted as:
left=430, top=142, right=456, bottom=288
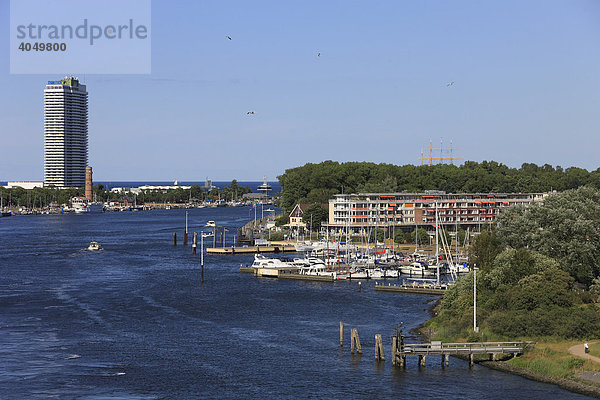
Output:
left=201, top=232, right=204, bottom=283
left=473, top=264, right=479, bottom=333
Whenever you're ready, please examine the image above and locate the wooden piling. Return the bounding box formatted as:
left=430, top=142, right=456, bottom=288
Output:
left=192, top=232, right=197, bottom=255
left=358, top=282, right=362, bottom=292
left=469, top=353, right=474, bottom=367
left=173, top=232, right=177, bottom=246
left=391, top=336, right=397, bottom=366
left=183, top=230, right=188, bottom=246
left=340, top=321, right=344, bottom=347
left=418, top=355, right=426, bottom=368
left=375, top=334, right=385, bottom=361
left=444, top=354, right=450, bottom=367
left=351, top=328, right=362, bottom=354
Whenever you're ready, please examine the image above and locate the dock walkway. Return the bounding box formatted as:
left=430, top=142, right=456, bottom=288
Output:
left=393, top=339, right=535, bottom=368
left=207, top=245, right=296, bottom=254
left=375, top=282, right=448, bottom=295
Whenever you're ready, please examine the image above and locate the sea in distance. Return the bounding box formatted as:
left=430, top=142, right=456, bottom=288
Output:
left=0, top=206, right=593, bottom=399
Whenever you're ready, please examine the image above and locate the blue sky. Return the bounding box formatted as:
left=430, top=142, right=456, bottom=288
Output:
left=1, top=0, right=599, bottom=181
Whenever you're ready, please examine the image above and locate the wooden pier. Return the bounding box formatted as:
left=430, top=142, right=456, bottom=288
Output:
left=207, top=245, right=296, bottom=254
left=392, top=337, right=535, bottom=368
left=375, top=282, right=448, bottom=295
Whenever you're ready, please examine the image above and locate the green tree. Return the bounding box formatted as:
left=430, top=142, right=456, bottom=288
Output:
left=302, top=203, right=328, bottom=231
left=469, top=230, right=501, bottom=271
left=484, top=248, right=559, bottom=290
left=496, top=186, right=600, bottom=285
left=394, top=229, right=407, bottom=244
left=414, top=228, right=430, bottom=245
left=275, top=214, right=289, bottom=226
left=456, top=228, right=467, bottom=247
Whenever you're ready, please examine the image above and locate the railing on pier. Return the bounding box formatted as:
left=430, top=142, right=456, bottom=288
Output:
left=393, top=339, right=536, bottom=368
left=402, top=341, right=536, bottom=355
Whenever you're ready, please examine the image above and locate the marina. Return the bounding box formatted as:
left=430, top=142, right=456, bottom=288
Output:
left=0, top=207, right=591, bottom=399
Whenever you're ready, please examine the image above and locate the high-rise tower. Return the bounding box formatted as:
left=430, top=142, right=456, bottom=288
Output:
left=44, top=77, right=88, bottom=188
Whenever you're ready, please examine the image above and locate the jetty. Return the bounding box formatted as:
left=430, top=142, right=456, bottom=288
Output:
left=375, top=281, right=448, bottom=295
left=207, top=244, right=296, bottom=254
left=392, top=336, right=535, bottom=368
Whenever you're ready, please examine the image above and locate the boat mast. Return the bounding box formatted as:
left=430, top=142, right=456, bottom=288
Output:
left=374, top=197, right=379, bottom=268
left=435, top=201, right=439, bottom=285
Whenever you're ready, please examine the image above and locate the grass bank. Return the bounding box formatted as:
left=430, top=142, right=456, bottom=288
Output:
left=507, top=340, right=600, bottom=379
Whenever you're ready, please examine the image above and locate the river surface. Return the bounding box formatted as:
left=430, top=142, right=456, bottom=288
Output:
left=0, top=207, right=592, bottom=399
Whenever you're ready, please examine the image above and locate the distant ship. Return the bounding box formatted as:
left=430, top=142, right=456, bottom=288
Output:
left=257, top=176, right=272, bottom=194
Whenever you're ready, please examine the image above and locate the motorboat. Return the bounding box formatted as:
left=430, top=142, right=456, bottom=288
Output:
left=205, top=220, right=216, bottom=227
left=72, top=197, right=104, bottom=213
left=250, top=254, right=298, bottom=277
left=400, top=262, right=435, bottom=277
left=346, top=268, right=371, bottom=279
left=87, top=241, right=101, bottom=251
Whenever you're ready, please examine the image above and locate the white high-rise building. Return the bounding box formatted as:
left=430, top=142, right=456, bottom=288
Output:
left=44, top=77, right=88, bottom=188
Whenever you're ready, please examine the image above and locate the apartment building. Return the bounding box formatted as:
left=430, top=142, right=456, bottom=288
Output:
left=325, top=191, right=546, bottom=234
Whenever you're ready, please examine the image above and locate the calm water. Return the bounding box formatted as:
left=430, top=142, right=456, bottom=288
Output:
left=0, top=208, right=592, bottom=399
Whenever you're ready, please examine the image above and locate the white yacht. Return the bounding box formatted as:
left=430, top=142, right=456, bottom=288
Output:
left=87, top=241, right=101, bottom=251
left=250, top=254, right=298, bottom=277
left=400, top=262, right=435, bottom=277
left=72, top=197, right=103, bottom=213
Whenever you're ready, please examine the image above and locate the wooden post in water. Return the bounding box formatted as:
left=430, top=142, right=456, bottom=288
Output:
left=339, top=321, right=344, bottom=347
left=469, top=353, right=474, bottom=368
left=350, top=328, right=362, bottom=354
left=391, top=336, right=397, bottom=366
left=173, top=232, right=177, bottom=246
left=358, top=282, right=361, bottom=292
left=443, top=354, right=449, bottom=367
left=375, top=334, right=385, bottom=361
left=184, top=211, right=188, bottom=246
left=418, top=354, right=426, bottom=368
left=192, top=232, right=197, bottom=255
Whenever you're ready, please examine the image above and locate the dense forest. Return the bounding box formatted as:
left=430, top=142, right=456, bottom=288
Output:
left=278, top=161, right=600, bottom=210
left=426, top=186, right=600, bottom=340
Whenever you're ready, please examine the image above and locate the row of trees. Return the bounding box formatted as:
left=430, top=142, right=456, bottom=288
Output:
left=427, top=186, right=600, bottom=340
left=0, top=180, right=252, bottom=208
left=278, top=160, right=600, bottom=211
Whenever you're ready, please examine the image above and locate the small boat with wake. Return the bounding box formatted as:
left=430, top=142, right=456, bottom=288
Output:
left=87, top=241, right=101, bottom=251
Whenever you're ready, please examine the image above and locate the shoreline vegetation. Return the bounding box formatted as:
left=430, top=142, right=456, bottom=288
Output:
left=417, top=186, right=600, bottom=398
left=275, top=160, right=600, bottom=397
left=416, top=303, right=600, bottom=398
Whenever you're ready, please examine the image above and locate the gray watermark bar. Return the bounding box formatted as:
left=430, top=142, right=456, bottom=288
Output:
left=10, top=0, right=151, bottom=74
